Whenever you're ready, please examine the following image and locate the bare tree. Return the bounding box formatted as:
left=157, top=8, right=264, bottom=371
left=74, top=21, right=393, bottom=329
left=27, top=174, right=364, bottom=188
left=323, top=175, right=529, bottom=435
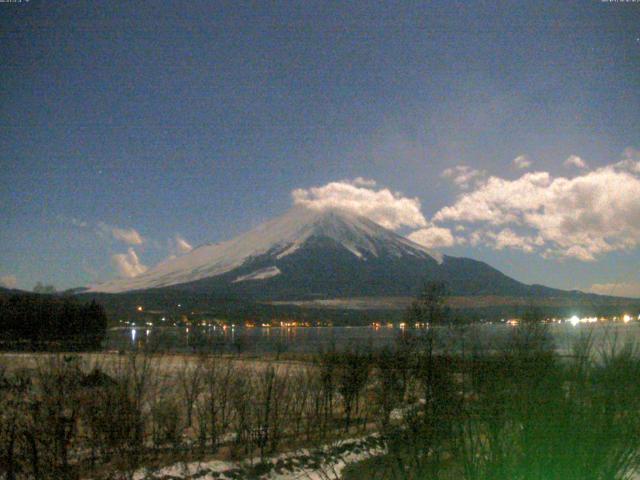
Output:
left=337, top=347, right=371, bottom=433
left=177, top=357, right=203, bottom=428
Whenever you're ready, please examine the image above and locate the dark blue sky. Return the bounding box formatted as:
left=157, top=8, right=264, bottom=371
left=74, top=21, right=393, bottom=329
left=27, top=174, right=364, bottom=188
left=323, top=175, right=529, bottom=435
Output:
left=1, top=1, right=639, bottom=293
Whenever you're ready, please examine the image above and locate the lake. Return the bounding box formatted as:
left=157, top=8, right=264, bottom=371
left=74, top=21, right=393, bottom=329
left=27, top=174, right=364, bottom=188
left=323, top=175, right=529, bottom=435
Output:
left=106, top=321, right=640, bottom=356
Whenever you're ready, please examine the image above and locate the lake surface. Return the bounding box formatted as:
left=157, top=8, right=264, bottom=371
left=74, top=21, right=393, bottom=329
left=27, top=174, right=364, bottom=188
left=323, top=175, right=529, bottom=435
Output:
left=106, top=322, right=640, bottom=356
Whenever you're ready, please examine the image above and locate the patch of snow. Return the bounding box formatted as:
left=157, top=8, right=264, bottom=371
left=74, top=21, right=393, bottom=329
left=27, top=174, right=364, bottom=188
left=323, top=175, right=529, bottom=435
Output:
left=343, top=244, right=363, bottom=258
left=275, top=243, right=301, bottom=259
left=127, top=434, right=385, bottom=480
left=232, top=266, right=282, bottom=283
left=133, top=460, right=235, bottom=480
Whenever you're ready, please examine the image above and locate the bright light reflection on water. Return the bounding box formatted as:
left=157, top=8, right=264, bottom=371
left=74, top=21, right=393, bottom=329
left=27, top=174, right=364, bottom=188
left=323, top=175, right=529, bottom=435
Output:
left=113, top=322, right=640, bottom=356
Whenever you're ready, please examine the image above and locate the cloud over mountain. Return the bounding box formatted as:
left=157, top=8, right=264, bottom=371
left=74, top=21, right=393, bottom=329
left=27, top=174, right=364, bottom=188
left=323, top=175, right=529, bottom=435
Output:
left=408, top=225, right=457, bottom=249
left=111, top=248, right=148, bottom=278
left=292, top=178, right=427, bottom=230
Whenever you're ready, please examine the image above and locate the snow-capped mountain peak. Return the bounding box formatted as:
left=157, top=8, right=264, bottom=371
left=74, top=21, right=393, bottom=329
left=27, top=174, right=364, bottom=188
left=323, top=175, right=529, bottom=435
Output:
left=87, top=206, right=440, bottom=293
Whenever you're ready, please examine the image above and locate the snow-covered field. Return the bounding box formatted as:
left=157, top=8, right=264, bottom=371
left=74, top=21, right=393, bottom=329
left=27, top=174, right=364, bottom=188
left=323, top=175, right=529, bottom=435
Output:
left=0, top=351, right=307, bottom=374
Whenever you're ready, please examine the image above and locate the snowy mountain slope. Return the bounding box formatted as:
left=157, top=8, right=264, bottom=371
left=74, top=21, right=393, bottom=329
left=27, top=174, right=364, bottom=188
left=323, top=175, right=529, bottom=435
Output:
left=163, top=235, right=549, bottom=300
left=232, top=266, right=282, bottom=283
left=87, top=207, right=441, bottom=294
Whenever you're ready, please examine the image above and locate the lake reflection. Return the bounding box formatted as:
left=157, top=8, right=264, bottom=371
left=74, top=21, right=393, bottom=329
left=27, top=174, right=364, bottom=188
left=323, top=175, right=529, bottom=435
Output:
left=106, top=322, right=640, bottom=356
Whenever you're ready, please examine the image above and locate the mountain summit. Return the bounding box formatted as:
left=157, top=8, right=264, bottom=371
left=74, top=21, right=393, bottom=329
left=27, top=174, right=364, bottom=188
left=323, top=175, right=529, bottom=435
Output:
left=88, top=207, right=440, bottom=294
left=88, top=206, right=559, bottom=299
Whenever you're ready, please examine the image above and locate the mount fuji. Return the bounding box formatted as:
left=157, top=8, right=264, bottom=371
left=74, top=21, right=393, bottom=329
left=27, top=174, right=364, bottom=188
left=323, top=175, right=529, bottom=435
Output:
left=87, top=206, right=564, bottom=300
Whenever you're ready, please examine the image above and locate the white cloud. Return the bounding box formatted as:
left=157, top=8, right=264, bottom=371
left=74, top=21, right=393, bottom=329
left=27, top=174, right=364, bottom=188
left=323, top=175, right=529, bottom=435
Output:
left=441, top=165, right=486, bottom=190
left=513, top=155, right=532, bottom=169
left=97, top=222, right=144, bottom=245
left=351, top=177, right=377, bottom=187
left=111, top=248, right=148, bottom=278
left=111, top=227, right=144, bottom=245
left=484, top=229, right=543, bottom=253
left=564, top=155, right=587, bottom=169
left=588, top=281, right=640, bottom=298
left=292, top=180, right=427, bottom=230
left=408, top=226, right=457, bottom=249
left=0, top=275, right=17, bottom=289
left=435, top=171, right=554, bottom=225
left=614, top=147, right=640, bottom=173
left=174, top=235, right=193, bottom=254
left=432, top=150, right=640, bottom=261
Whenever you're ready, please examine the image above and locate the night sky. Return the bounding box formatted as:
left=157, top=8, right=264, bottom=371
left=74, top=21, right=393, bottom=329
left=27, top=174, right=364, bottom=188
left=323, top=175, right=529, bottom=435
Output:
left=1, top=1, right=639, bottom=295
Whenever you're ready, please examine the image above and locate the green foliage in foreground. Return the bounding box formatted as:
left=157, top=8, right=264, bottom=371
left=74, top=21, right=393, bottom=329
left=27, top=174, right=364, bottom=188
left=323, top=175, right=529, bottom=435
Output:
left=346, top=327, right=640, bottom=480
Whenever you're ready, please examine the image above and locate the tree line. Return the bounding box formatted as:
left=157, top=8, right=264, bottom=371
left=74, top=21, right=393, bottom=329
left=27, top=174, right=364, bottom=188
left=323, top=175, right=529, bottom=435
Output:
left=0, top=293, right=107, bottom=349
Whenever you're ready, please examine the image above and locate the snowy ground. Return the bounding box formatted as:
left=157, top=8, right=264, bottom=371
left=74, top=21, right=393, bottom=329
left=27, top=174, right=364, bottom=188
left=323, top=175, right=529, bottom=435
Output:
left=130, top=435, right=385, bottom=480
left=0, top=352, right=308, bottom=375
